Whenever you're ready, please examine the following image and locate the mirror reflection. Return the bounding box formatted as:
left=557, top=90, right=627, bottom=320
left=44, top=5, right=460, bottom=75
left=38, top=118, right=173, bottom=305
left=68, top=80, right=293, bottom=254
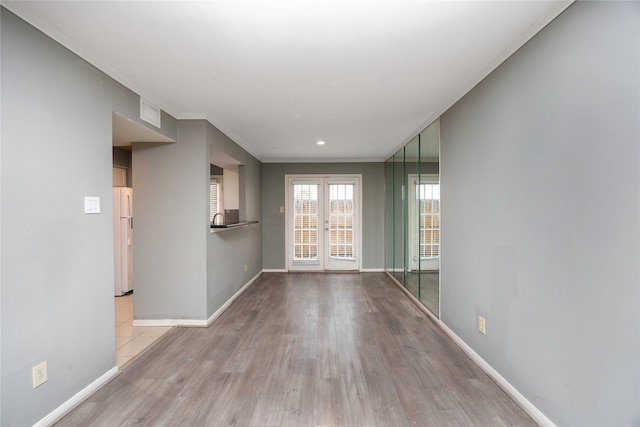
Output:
left=392, top=147, right=405, bottom=286
left=385, top=119, right=440, bottom=317
left=404, top=136, right=419, bottom=300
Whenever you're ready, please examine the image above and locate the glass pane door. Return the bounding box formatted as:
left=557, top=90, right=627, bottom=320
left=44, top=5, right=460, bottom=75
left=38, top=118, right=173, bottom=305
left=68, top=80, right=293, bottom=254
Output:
left=287, top=176, right=360, bottom=271
left=325, top=182, right=357, bottom=270
left=292, top=183, right=320, bottom=265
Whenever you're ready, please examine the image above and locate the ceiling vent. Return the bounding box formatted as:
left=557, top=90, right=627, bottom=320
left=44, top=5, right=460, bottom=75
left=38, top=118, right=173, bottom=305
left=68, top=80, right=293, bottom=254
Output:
left=140, top=97, right=161, bottom=128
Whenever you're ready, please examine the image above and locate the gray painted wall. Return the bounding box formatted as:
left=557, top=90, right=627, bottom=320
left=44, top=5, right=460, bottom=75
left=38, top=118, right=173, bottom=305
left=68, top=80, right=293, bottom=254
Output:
left=207, top=223, right=262, bottom=315
left=0, top=9, right=145, bottom=426
left=1, top=11, right=114, bottom=425
left=132, top=121, right=209, bottom=320
left=206, top=122, right=262, bottom=316
left=261, top=163, right=384, bottom=270
left=132, top=118, right=263, bottom=321
left=440, top=2, right=639, bottom=425
left=0, top=10, right=262, bottom=423
left=1, top=9, right=177, bottom=425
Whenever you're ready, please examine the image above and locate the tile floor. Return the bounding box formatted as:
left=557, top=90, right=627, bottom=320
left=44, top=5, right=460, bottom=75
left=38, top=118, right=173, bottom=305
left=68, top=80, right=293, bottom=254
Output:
left=114, top=293, right=173, bottom=368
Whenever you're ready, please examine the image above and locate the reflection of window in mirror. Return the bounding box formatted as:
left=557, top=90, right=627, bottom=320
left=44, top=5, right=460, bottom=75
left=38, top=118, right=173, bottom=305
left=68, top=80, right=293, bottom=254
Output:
left=409, top=175, right=440, bottom=271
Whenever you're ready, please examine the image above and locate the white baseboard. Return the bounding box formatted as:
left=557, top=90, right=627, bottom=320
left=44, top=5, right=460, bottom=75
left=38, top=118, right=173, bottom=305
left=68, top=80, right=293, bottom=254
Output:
left=132, top=271, right=264, bottom=328
left=360, top=268, right=385, bottom=272
left=35, top=272, right=266, bottom=425
left=383, top=271, right=555, bottom=427
left=33, top=366, right=119, bottom=427
left=437, top=321, right=555, bottom=426
left=206, top=270, right=262, bottom=326
left=132, top=318, right=208, bottom=327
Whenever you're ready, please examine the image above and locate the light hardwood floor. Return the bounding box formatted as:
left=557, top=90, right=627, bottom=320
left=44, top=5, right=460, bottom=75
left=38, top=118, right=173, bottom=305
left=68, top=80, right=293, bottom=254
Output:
left=58, top=273, right=536, bottom=426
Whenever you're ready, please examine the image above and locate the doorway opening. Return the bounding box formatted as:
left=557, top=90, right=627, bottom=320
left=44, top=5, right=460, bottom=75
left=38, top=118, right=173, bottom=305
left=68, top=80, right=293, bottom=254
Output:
left=112, top=112, right=175, bottom=368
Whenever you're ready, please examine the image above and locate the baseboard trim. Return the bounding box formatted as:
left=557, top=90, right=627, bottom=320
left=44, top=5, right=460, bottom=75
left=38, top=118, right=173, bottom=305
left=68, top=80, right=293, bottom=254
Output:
left=206, top=270, right=263, bottom=326
left=262, top=268, right=288, bottom=273
left=33, top=366, right=119, bottom=427
left=132, top=318, right=208, bottom=327
left=132, top=271, right=264, bottom=328
left=436, top=321, right=556, bottom=426
left=383, top=271, right=555, bottom=427
left=360, top=268, right=385, bottom=272
left=35, top=273, right=266, bottom=425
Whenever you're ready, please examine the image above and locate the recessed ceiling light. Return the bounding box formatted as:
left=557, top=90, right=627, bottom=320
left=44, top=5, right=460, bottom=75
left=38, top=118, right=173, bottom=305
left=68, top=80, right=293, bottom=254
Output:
left=317, top=140, right=325, bottom=145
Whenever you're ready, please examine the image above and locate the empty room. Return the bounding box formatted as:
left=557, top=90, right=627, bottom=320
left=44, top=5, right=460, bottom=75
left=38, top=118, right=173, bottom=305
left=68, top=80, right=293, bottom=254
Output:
left=1, top=1, right=638, bottom=426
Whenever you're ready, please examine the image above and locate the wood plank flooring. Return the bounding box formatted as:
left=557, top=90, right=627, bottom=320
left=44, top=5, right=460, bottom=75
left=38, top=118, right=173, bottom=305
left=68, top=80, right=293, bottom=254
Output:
left=55, top=273, right=536, bottom=427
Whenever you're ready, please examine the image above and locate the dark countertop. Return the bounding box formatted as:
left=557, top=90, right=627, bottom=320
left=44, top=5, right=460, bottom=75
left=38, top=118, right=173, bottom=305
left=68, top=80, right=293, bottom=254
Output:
left=210, top=220, right=259, bottom=232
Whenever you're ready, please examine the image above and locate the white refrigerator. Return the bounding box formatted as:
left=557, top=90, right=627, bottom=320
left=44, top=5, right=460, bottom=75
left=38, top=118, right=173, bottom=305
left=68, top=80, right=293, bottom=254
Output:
left=113, top=187, right=133, bottom=296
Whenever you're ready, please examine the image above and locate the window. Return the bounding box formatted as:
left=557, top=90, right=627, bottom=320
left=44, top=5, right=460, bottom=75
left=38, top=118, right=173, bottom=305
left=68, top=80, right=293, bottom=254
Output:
left=210, top=176, right=223, bottom=223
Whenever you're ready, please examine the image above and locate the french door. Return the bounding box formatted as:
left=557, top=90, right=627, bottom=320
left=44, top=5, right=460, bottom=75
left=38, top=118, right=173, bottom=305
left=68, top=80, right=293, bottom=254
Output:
left=286, top=175, right=361, bottom=271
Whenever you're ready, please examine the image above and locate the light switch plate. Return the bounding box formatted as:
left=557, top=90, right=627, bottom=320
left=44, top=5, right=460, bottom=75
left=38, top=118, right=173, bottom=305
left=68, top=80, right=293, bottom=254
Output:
left=84, top=196, right=101, bottom=214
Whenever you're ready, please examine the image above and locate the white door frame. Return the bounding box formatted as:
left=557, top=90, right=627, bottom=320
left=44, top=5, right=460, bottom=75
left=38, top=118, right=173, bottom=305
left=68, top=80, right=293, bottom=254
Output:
left=285, top=174, right=362, bottom=272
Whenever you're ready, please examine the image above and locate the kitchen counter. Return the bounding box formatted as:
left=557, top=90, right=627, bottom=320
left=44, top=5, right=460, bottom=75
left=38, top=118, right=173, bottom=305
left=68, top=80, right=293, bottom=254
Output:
left=210, top=221, right=258, bottom=233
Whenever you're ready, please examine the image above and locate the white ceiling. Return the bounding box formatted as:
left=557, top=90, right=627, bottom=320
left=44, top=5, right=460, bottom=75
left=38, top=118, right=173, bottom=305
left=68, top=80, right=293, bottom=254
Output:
left=5, top=1, right=572, bottom=162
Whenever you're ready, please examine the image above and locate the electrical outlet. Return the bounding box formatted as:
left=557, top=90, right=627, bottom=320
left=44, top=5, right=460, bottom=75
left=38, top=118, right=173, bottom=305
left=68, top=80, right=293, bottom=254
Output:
left=478, top=316, right=486, bottom=335
left=244, top=264, right=248, bottom=272
left=32, top=361, right=48, bottom=388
